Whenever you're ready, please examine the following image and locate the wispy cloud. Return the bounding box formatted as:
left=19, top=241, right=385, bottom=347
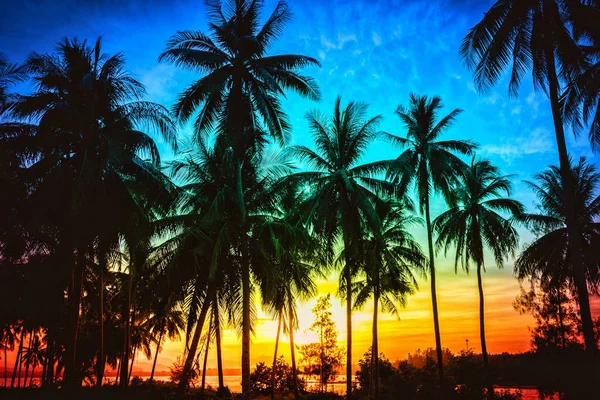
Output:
left=481, top=127, right=554, bottom=163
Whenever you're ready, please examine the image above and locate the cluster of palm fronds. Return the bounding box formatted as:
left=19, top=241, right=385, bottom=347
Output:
left=1, top=1, right=599, bottom=399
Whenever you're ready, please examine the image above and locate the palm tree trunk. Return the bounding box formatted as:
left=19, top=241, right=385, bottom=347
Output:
left=241, top=245, right=251, bottom=400
left=29, top=365, right=35, bottom=387
left=557, top=289, right=566, bottom=349
left=477, top=262, right=493, bottom=399
left=543, top=20, right=596, bottom=354
left=178, top=284, right=215, bottom=395
left=115, top=357, right=121, bottom=386
left=23, top=331, right=33, bottom=388
left=425, top=196, right=444, bottom=387
left=341, top=206, right=354, bottom=399
left=214, top=299, right=224, bottom=389
left=4, top=341, right=7, bottom=388
left=65, top=248, right=85, bottom=386
left=120, top=252, right=134, bottom=387
left=289, top=304, right=299, bottom=399
left=45, top=334, right=54, bottom=386
left=370, top=285, right=379, bottom=400
left=271, top=314, right=283, bottom=400
left=11, top=328, right=24, bottom=388
left=128, top=348, right=136, bottom=382
left=201, top=312, right=213, bottom=395
left=150, top=325, right=164, bottom=383
left=97, top=254, right=105, bottom=387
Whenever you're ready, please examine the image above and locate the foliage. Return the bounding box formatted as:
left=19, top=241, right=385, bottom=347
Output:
left=355, top=348, right=397, bottom=394
left=249, top=356, right=306, bottom=394
left=298, top=294, right=344, bottom=393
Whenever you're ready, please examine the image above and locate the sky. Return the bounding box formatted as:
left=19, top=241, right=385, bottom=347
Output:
left=1, top=0, right=599, bottom=376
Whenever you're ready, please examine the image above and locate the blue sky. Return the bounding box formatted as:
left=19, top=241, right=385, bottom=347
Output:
left=2, top=0, right=599, bottom=363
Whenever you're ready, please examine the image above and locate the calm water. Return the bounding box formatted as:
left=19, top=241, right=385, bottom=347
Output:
left=0, top=376, right=558, bottom=399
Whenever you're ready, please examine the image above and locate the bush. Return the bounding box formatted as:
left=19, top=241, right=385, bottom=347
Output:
left=249, top=356, right=305, bottom=394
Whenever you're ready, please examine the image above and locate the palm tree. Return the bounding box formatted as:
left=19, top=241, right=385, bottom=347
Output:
left=21, top=330, right=45, bottom=387
left=291, top=96, right=391, bottom=397
left=352, top=201, right=425, bottom=400
left=1, top=325, right=18, bottom=388
left=382, top=94, right=476, bottom=384
left=515, top=158, right=600, bottom=331
left=0, top=53, right=26, bottom=116
left=160, top=1, right=320, bottom=395
left=433, top=158, right=523, bottom=398
left=8, top=37, right=177, bottom=385
left=460, top=0, right=597, bottom=353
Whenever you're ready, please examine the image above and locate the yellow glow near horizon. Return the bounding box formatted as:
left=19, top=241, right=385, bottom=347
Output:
left=132, top=266, right=536, bottom=375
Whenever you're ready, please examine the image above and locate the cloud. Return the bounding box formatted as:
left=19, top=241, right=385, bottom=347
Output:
left=481, top=127, right=554, bottom=163
left=372, top=31, right=381, bottom=46
left=138, top=64, right=178, bottom=103
left=320, top=32, right=357, bottom=50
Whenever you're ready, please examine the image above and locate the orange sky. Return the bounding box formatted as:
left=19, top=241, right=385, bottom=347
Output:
left=139, top=263, right=540, bottom=375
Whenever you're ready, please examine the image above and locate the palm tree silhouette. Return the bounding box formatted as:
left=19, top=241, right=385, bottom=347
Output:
left=9, top=37, right=177, bottom=385
left=353, top=201, right=425, bottom=400
left=460, top=0, right=597, bottom=353
left=291, top=96, right=391, bottom=398
left=382, top=94, right=475, bottom=386
left=160, top=1, right=320, bottom=395
left=434, top=158, right=523, bottom=398
left=515, top=158, right=600, bottom=324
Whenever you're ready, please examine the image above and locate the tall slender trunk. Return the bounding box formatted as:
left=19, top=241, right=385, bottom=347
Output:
left=289, top=304, right=299, bottom=399
left=115, top=357, right=121, bottom=386
left=214, top=299, right=224, bottom=389
left=97, top=259, right=105, bottom=387
left=23, top=331, right=33, bottom=387
left=29, top=365, right=35, bottom=387
left=477, top=262, right=493, bottom=399
left=178, top=284, right=215, bottom=395
left=128, top=348, right=135, bottom=382
left=271, top=314, right=282, bottom=400
left=4, top=342, right=7, bottom=388
left=11, top=328, right=24, bottom=388
left=120, top=252, right=134, bottom=387
left=543, top=33, right=597, bottom=354
left=557, top=289, right=566, bottom=349
left=425, top=196, right=444, bottom=387
left=241, top=245, right=251, bottom=399
left=201, top=312, right=213, bottom=395
left=341, top=196, right=354, bottom=399
left=45, top=334, right=54, bottom=386
left=150, top=325, right=164, bottom=383
left=65, top=249, right=84, bottom=386
left=370, top=284, right=379, bottom=400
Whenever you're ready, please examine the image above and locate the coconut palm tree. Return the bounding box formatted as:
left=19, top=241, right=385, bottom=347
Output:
left=0, top=53, right=26, bottom=116
left=352, top=201, right=425, bottom=400
left=515, top=158, right=600, bottom=321
left=433, top=158, right=523, bottom=398
left=7, top=37, right=177, bottom=385
left=460, top=0, right=597, bottom=353
left=160, top=1, right=320, bottom=394
left=382, top=94, right=476, bottom=384
left=291, top=96, right=392, bottom=397
left=21, top=330, right=45, bottom=387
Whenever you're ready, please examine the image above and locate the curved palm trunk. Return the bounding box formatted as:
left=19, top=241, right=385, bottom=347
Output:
left=425, top=197, right=445, bottom=387
left=341, top=203, right=354, bottom=398
left=543, top=35, right=597, bottom=354
left=370, top=285, right=380, bottom=400
left=477, top=262, right=493, bottom=399
left=289, top=305, right=299, bottom=399
left=149, top=325, right=164, bottom=383
left=201, top=312, right=213, bottom=395
left=271, top=314, right=282, bottom=400
left=214, top=300, right=224, bottom=389
left=178, top=283, right=215, bottom=395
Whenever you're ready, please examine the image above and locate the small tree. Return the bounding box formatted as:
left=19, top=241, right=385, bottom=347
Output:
left=249, top=356, right=306, bottom=394
left=299, top=294, right=343, bottom=393
left=356, top=348, right=397, bottom=394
